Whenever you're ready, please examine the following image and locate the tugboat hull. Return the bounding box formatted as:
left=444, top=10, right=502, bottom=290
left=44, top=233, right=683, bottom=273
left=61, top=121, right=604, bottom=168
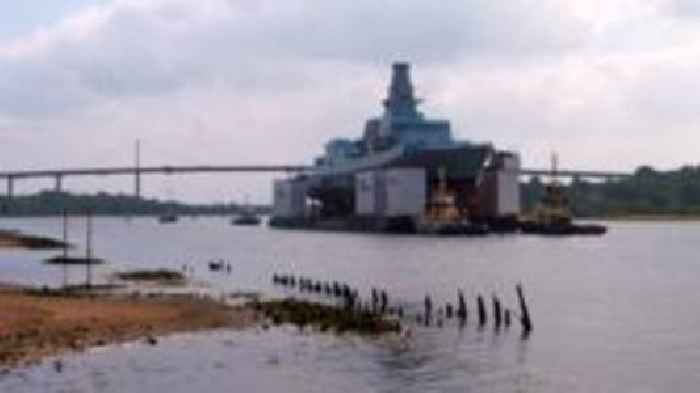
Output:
left=231, top=218, right=261, bottom=226
left=520, top=222, right=607, bottom=236
left=269, top=215, right=490, bottom=236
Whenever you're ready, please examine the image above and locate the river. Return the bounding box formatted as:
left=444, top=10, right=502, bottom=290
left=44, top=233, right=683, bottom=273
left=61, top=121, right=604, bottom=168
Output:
left=1, top=217, right=699, bottom=392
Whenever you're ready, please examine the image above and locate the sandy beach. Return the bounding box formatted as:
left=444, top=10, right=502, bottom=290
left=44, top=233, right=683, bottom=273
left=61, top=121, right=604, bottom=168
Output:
left=0, top=287, right=258, bottom=368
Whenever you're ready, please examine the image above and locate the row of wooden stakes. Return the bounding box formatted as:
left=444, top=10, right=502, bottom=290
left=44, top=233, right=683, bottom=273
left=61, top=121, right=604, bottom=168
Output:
left=271, top=273, right=533, bottom=335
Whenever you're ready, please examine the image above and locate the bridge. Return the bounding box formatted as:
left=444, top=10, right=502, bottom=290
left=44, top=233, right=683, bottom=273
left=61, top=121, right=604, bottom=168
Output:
left=0, top=165, right=312, bottom=200
left=516, top=168, right=631, bottom=180
left=0, top=164, right=631, bottom=200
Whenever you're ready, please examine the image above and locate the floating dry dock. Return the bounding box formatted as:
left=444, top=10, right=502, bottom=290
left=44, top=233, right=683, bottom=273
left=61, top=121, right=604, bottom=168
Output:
left=270, top=62, right=604, bottom=236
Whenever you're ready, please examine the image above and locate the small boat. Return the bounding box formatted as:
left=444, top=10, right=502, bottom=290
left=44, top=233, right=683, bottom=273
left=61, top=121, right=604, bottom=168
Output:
left=231, top=212, right=261, bottom=226
left=158, top=214, right=179, bottom=224
left=417, top=169, right=489, bottom=236
left=159, top=185, right=179, bottom=224
left=208, top=260, right=224, bottom=271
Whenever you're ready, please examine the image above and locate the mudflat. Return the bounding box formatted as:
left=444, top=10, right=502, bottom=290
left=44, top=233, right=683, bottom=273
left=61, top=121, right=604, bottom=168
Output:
left=0, top=231, right=67, bottom=250
left=0, top=287, right=258, bottom=368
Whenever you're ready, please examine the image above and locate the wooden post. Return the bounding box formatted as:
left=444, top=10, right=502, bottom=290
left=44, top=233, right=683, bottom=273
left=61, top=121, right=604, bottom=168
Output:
left=516, top=283, right=532, bottom=334
left=445, top=302, right=453, bottom=319
left=477, top=295, right=486, bottom=326
left=492, top=295, right=502, bottom=328
left=424, top=294, right=433, bottom=325
left=371, top=288, right=378, bottom=314
left=380, top=290, right=388, bottom=314
left=457, top=290, right=467, bottom=321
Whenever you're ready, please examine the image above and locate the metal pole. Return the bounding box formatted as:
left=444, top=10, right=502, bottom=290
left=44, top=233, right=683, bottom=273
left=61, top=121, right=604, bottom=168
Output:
left=85, top=210, right=92, bottom=289
left=62, top=209, right=68, bottom=288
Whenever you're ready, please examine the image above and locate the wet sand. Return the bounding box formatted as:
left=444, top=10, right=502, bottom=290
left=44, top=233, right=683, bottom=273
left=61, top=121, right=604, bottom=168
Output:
left=0, top=231, right=67, bottom=250
left=0, top=234, right=22, bottom=248
left=0, top=287, right=258, bottom=368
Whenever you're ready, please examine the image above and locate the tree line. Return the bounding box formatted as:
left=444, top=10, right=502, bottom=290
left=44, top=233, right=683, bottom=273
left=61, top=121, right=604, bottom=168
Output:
left=0, top=191, right=270, bottom=216
left=521, top=165, right=700, bottom=217
left=3, top=165, right=699, bottom=218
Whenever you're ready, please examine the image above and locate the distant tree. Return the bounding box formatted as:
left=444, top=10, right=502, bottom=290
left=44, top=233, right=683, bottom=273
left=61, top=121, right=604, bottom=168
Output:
left=520, top=164, right=700, bottom=217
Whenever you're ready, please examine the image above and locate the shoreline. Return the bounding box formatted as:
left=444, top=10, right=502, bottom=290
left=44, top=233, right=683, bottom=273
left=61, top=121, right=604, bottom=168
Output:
left=0, top=287, right=258, bottom=368
left=0, top=285, right=402, bottom=370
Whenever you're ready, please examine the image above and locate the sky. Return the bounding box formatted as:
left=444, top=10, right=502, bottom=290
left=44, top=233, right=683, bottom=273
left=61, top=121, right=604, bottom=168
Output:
left=1, top=0, right=700, bottom=203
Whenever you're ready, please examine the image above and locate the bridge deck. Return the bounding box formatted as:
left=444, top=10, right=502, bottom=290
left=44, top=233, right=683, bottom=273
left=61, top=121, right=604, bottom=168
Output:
left=0, top=166, right=631, bottom=179
left=0, top=165, right=313, bottom=179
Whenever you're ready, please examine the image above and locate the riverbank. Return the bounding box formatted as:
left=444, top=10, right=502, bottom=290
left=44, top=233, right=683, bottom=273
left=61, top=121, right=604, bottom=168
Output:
left=0, top=287, right=258, bottom=368
left=0, top=285, right=405, bottom=369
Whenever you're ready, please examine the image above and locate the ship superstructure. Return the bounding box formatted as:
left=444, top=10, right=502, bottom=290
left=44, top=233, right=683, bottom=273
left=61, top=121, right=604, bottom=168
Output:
left=271, top=62, right=521, bottom=234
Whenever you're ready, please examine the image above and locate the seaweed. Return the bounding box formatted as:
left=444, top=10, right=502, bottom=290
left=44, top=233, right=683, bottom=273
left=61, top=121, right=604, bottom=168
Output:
left=255, top=298, right=401, bottom=335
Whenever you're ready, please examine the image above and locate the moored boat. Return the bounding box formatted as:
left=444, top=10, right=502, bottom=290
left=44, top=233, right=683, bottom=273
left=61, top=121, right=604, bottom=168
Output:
left=520, top=155, right=607, bottom=236
left=231, top=212, right=261, bottom=226
left=158, top=214, right=179, bottom=224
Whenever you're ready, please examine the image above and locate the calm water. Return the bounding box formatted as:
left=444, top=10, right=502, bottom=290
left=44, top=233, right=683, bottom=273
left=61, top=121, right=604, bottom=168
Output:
left=1, top=217, right=699, bottom=392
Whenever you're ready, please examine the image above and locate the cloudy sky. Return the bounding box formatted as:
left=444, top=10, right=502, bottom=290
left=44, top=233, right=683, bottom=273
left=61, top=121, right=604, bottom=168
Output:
left=1, top=0, right=699, bottom=202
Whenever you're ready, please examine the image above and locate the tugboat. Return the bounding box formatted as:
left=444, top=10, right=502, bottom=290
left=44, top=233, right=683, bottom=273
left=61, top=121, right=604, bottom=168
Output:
left=520, top=154, right=606, bottom=235
left=418, top=168, right=488, bottom=235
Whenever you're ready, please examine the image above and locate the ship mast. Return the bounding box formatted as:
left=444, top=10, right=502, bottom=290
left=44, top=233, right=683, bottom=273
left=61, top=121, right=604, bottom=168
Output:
left=550, top=152, right=559, bottom=187
left=383, top=62, right=421, bottom=119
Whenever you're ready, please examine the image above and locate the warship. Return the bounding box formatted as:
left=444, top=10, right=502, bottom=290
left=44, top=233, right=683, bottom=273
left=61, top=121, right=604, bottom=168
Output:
left=270, top=62, right=522, bottom=235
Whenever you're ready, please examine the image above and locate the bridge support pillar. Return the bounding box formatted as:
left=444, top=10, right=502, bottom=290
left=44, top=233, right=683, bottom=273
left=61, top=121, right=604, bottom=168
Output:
left=134, top=169, right=141, bottom=200
left=134, top=139, right=141, bottom=200
left=1, top=177, right=12, bottom=214
left=7, top=177, right=14, bottom=200
left=54, top=174, right=63, bottom=193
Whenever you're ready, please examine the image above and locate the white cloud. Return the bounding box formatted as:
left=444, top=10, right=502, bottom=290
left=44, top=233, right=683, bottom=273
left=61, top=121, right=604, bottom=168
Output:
left=1, top=0, right=700, bottom=201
